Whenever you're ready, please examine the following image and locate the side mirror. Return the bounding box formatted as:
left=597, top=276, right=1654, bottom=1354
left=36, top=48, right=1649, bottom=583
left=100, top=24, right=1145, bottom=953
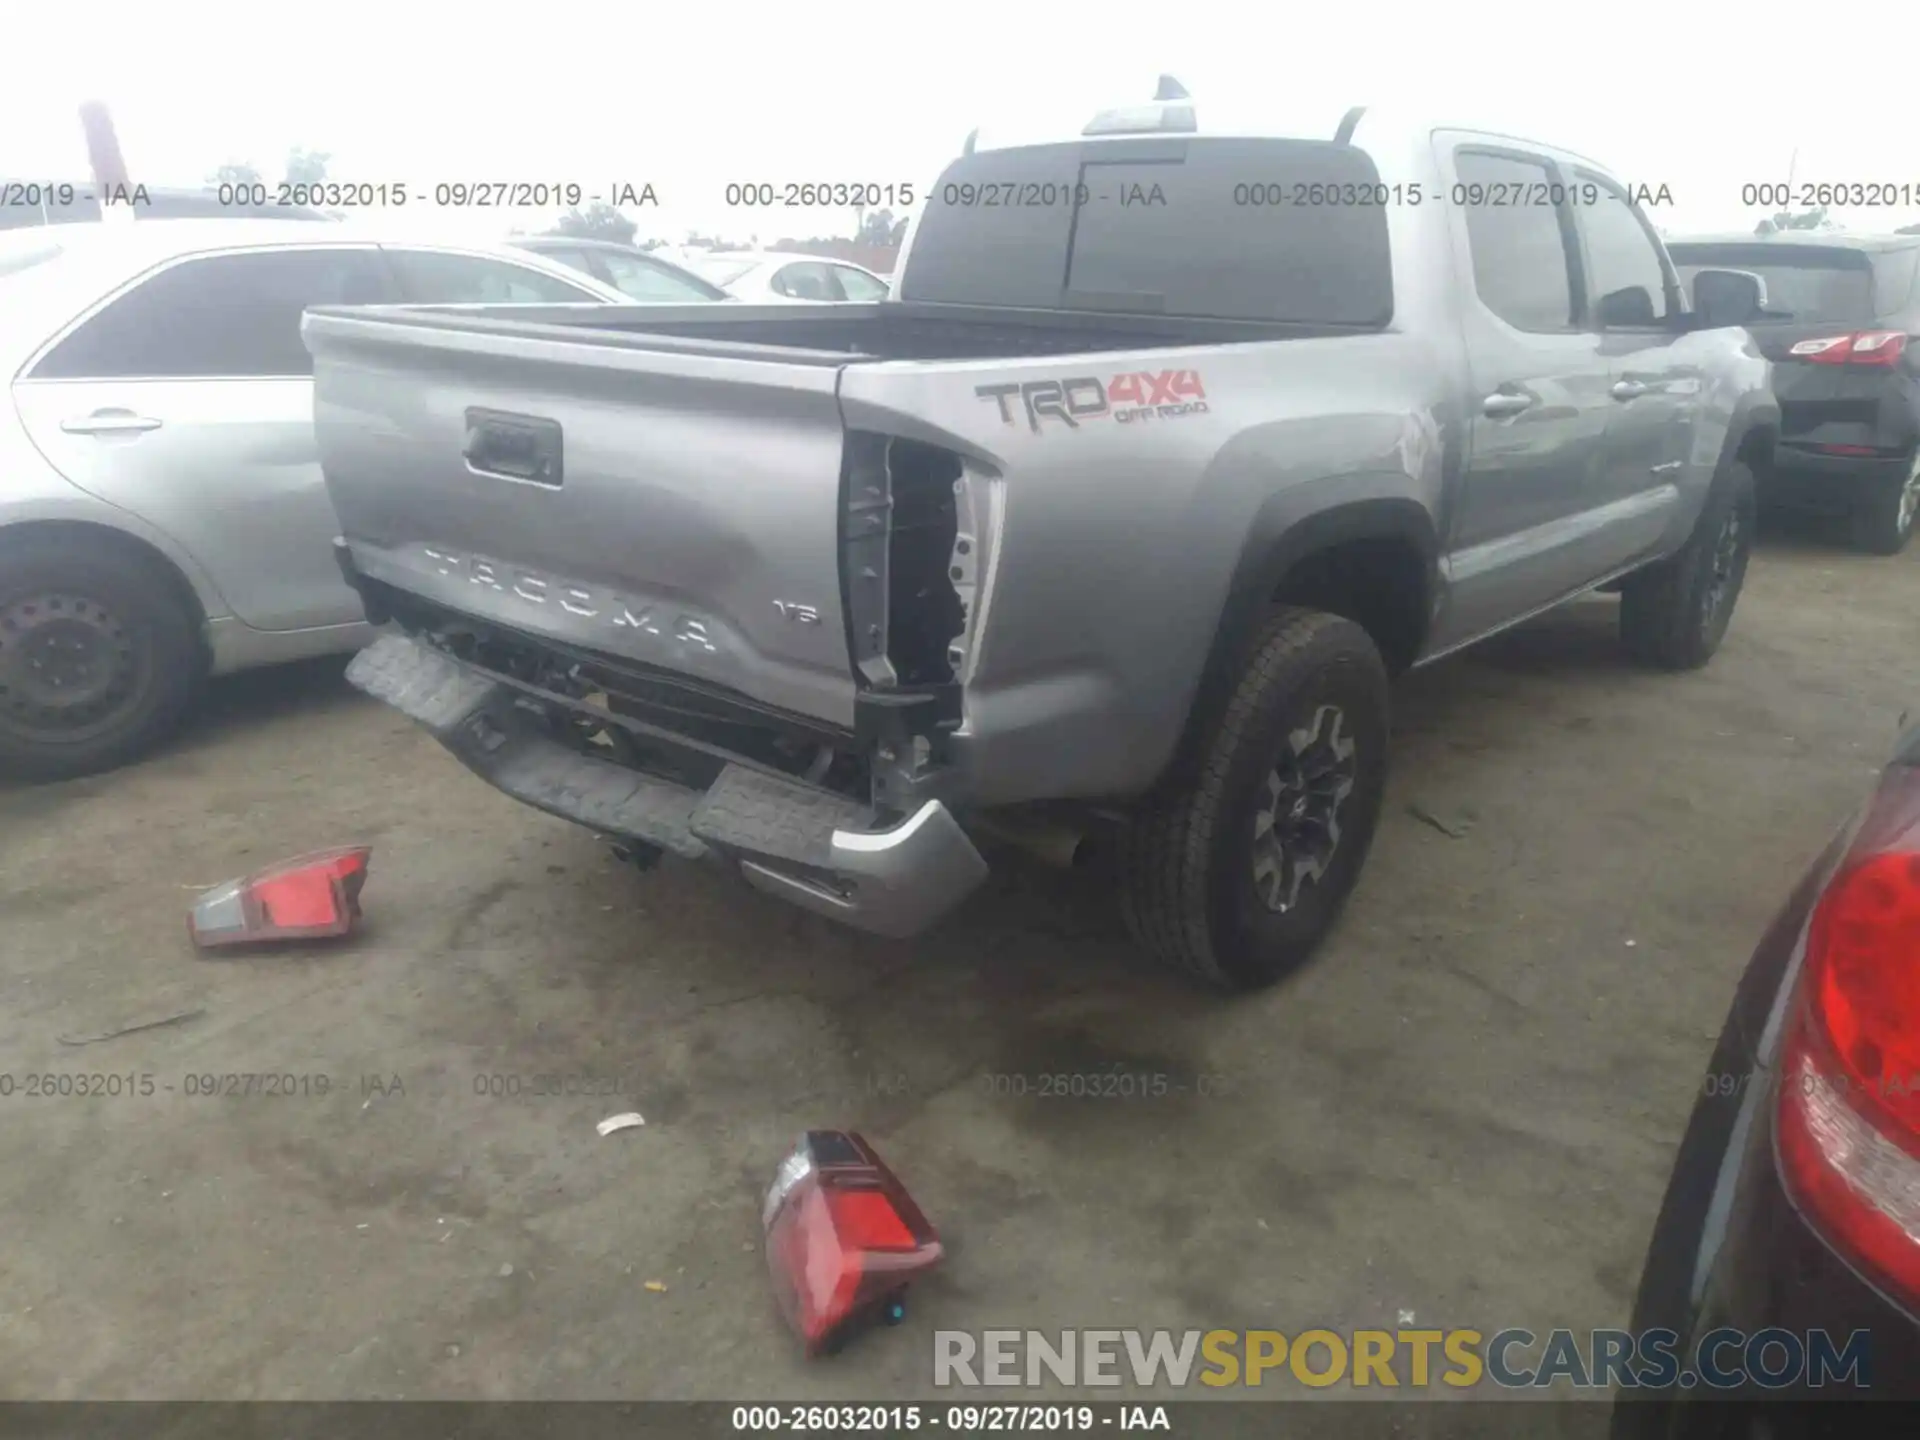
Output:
left=1691, top=268, right=1767, bottom=328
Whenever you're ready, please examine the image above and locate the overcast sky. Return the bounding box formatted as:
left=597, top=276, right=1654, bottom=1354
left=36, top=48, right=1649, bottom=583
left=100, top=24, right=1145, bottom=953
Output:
left=6, top=2, right=1918, bottom=244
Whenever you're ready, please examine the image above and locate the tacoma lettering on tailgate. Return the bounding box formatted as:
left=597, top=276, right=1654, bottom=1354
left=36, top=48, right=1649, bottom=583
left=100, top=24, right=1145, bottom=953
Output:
left=974, top=370, right=1209, bottom=433
left=419, top=546, right=718, bottom=654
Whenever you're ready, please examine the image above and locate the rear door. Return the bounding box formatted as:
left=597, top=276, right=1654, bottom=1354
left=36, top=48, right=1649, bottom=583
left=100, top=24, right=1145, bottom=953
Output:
left=11, top=244, right=397, bottom=631
left=1430, top=141, right=1618, bottom=650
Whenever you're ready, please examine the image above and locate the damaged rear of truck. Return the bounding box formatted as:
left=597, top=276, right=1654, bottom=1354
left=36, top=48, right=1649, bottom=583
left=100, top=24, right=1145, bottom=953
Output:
left=309, top=105, right=1767, bottom=989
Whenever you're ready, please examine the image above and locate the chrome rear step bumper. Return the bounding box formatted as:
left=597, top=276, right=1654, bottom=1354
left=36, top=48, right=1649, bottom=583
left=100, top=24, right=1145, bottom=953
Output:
left=345, top=632, right=987, bottom=938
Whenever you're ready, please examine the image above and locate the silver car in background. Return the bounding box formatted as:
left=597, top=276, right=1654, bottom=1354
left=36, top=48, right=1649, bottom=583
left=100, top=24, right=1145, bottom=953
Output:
left=0, top=220, right=629, bottom=780
left=672, top=248, right=891, bottom=302
left=508, top=235, right=733, bottom=303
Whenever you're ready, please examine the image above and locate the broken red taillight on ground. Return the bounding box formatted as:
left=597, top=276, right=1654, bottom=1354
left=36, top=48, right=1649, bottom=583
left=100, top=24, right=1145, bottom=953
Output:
left=188, top=847, right=372, bottom=949
left=763, top=1131, right=943, bottom=1355
left=1777, top=763, right=1920, bottom=1300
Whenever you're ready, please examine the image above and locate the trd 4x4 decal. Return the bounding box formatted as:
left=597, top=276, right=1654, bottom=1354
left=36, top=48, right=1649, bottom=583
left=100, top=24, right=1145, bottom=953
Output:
left=975, top=370, right=1209, bottom=433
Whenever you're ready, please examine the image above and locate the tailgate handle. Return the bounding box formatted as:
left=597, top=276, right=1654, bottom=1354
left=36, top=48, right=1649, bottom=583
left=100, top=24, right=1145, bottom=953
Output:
left=463, top=408, right=563, bottom=487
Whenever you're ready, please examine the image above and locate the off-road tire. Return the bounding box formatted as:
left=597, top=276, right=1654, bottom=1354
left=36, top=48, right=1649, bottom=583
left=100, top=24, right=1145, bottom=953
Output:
left=1620, top=460, right=1757, bottom=670
left=1117, top=607, right=1390, bottom=991
left=1849, top=453, right=1919, bottom=556
left=0, top=535, right=204, bottom=781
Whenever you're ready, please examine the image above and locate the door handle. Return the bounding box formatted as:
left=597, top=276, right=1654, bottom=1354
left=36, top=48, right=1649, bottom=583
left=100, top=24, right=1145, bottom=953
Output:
left=1482, top=391, right=1535, bottom=418
left=61, top=409, right=163, bottom=436
left=1610, top=381, right=1648, bottom=402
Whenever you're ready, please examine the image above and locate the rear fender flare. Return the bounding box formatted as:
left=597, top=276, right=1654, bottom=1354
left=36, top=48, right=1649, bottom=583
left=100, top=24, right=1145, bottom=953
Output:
left=1715, top=391, right=1780, bottom=485
left=1169, top=492, right=1439, bottom=779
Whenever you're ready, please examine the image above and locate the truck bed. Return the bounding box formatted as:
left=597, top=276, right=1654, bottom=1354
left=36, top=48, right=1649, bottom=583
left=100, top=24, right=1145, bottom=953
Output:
left=308, top=298, right=1357, bottom=365
left=301, top=294, right=1380, bottom=793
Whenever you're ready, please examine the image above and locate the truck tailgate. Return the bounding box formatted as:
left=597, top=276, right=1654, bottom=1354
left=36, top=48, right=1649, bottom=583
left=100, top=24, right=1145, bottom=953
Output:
left=303, top=306, right=859, bottom=730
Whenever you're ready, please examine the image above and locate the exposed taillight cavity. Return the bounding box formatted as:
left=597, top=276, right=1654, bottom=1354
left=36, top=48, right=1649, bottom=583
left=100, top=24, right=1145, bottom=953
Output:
left=1788, top=331, right=1910, bottom=367
left=763, top=1131, right=943, bottom=1354
left=838, top=432, right=970, bottom=690
left=1778, top=803, right=1920, bottom=1300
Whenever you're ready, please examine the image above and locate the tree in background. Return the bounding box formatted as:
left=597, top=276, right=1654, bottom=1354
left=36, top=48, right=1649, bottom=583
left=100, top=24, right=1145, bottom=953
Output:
left=551, top=202, right=638, bottom=245
left=284, top=147, right=331, bottom=186
left=1757, top=204, right=1829, bottom=235
left=210, top=161, right=263, bottom=189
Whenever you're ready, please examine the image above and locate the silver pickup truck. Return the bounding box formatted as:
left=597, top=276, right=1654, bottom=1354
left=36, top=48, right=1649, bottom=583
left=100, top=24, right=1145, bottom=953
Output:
left=307, top=98, right=1778, bottom=990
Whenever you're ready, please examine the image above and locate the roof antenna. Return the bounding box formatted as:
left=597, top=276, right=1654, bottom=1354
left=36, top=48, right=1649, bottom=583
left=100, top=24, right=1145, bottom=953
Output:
left=1154, top=75, right=1189, bottom=101
left=1334, top=106, right=1366, bottom=145
left=962, top=127, right=978, bottom=157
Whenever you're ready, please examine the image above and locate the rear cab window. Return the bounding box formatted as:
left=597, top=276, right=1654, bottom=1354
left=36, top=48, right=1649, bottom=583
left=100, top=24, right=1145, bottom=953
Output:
left=901, top=136, right=1394, bottom=325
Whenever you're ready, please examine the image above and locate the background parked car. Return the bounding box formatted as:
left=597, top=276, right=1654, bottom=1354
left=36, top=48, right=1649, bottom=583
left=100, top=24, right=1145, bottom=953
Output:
left=509, top=236, right=731, bottom=303
left=669, top=248, right=891, bottom=302
left=1614, top=719, right=1920, bottom=1435
left=0, top=220, right=628, bottom=782
left=1668, top=232, right=1920, bottom=554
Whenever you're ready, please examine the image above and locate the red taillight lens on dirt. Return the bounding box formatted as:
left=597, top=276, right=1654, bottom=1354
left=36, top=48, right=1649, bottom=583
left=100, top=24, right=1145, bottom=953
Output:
left=1777, top=784, right=1920, bottom=1299
left=188, top=846, right=372, bottom=948
left=763, top=1131, right=942, bottom=1355
left=1788, top=331, right=1910, bottom=367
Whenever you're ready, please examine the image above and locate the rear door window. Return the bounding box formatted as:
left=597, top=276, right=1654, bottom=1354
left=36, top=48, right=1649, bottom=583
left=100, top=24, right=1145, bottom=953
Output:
left=1452, top=150, right=1581, bottom=333
left=32, top=247, right=396, bottom=379
left=902, top=136, right=1394, bottom=325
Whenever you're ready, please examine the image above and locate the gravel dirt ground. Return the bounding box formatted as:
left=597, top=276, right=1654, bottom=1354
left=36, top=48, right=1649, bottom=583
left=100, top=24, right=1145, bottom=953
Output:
left=0, top=525, right=1914, bottom=1402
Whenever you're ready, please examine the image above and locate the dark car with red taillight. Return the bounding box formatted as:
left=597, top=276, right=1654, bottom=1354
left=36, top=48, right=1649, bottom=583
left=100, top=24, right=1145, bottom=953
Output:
left=1669, top=233, right=1920, bottom=554
left=1613, top=721, right=1920, bottom=1438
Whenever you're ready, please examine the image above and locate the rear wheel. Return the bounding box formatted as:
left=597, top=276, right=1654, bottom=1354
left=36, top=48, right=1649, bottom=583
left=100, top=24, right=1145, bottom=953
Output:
left=1620, top=460, right=1756, bottom=670
left=1117, top=608, right=1390, bottom=991
left=1850, top=450, right=1920, bottom=555
left=0, top=536, right=204, bottom=781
